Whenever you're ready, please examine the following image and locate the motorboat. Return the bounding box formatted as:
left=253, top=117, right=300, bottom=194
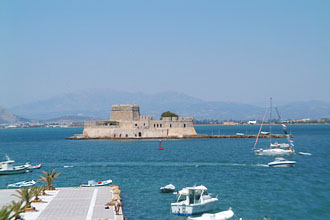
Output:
left=81, top=179, right=112, bottom=187
left=255, top=147, right=295, bottom=156
left=160, top=184, right=175, bottom=193
left=0, top=156, right=29, bottom=175
left=268, top=157, right=296, bottom=167
left=171, top=185, right=218, bottom=216
left=7, top=180, right=36, bottom=188
left=188, top=208, right=234, bottom=220
left=28, top=163, right=42, bottom=169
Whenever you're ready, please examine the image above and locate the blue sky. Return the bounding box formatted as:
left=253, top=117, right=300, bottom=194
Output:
left=1, top=0, right=329, bottom=107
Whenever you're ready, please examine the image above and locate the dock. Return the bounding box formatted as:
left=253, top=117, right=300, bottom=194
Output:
left=0, top=186, right=124, bottom=220
left=67, top=134, right=293, bottom=140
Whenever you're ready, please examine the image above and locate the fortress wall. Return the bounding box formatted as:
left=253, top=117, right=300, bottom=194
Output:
left=167, top=127, right=197, bottom=136
left=83, top=127, right=169, bottom=138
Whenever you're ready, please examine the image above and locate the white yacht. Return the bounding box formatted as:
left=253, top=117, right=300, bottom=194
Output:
left=253, top=98, right=295, bottom=157
left=0, top=156, right=29, bottom=175
left=268, top=157, right=296, bottom=167
left=171, top=185, right=218, bottom=216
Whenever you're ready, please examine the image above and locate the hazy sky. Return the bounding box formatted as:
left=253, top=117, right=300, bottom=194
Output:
left=1, top=0, right=329, bottom=107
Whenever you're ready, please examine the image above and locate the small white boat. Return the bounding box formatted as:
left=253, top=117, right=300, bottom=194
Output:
left=260, top=131, right=270, bottom=135
left=81, top=179, right=112, bottom=187
left=28, top=163, right=42, bottom=170
left=160, top=184, right=175, bottom=193
left=188, top=208, right=234, bottom=220
left=7, top=180, right=36, bottom=188
left=236, top=133, right=244, bottom=136
left=268, top=157, right=296, bottom=167
left=299, top=152, right=312, bottom=156
left=0, top=156, right=29, bottom=175
left=171, top=185, right=218, bottom=216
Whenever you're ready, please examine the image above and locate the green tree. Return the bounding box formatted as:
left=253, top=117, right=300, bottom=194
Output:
left=0, top=206, right=11, bottom=220
left=160, top=111, right=179, bottom=119
left=39, top=169, right=62, bottom=190
left=12, top=187, right=33, bottom=209
left=31, top=186, right=43, bottom=202
left=9, top=200, right=24, bottom=220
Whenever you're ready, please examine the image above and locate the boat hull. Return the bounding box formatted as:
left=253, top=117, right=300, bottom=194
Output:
left=0, top=168, right=27, bottom=175
left=268, top=161, right=296, bottom=167
left=255, top=149, right=294, bottom=156
left=160, top=188, right=175, bottom=193
left=171, top=199, right=218, bottom=216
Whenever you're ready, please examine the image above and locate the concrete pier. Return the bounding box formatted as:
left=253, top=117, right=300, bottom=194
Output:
left=0, top=186, right=124, bottom=220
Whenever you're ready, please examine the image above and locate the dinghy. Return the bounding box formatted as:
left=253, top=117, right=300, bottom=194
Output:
left=28, top=163, right=42, bottom=170
left=187, top=208, right=234, bottom=220
left=160, top=184, right=175, bottom=193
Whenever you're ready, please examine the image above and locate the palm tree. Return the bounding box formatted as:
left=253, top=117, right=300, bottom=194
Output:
left=31, top=186, right=43, bottom=202
left=39, top=169, right=62, bottom=190
left=12, top=187, right=33, bottom=209
left=9, top=200, right=24, bottom=220
left=0, top=206, right=11, bottom=220
left=40, top=185, right=48, bottom=196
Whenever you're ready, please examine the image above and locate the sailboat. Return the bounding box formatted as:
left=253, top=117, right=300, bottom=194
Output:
left=253, top=98, right=295, bottom=156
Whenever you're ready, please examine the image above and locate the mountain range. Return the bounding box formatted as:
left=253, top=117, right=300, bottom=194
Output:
left=5, top=89, right=330, bottom=122
left=0, top=106, right=29, bottom=124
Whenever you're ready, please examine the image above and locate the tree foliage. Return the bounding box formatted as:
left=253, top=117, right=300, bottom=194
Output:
left=13, top=188, right=33, bottom=209
left=39, top=169, right=62, bottom=190
left=161, top=111, right=179, bottom=119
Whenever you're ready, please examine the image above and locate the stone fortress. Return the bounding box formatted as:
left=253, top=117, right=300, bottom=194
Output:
left=81, top=104, right=197, bottom=139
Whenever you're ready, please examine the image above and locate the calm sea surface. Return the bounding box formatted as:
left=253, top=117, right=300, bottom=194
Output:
left=0, top=125, right=329, bottom=220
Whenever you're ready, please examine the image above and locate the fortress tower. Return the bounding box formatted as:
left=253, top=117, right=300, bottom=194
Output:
left=110, top=104, right=140, bottom=121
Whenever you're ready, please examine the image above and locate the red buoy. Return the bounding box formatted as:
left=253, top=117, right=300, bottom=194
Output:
left=158, top=140, right=164, bottom=150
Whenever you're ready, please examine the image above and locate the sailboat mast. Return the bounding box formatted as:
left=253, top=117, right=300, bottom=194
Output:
left=270, top=97, right=272, bottom=146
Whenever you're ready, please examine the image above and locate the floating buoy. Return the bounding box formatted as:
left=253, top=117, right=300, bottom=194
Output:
left=158, top=140, right=164, bottom=150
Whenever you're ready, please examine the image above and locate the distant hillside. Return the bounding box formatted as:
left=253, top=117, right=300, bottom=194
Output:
left=42, top=115, right=99, bottom=123
left=0, top=106, right=29, bottom=124
left=9, top=89, right=330, bottom=121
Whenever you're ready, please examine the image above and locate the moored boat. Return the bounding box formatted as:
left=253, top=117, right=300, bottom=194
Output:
left=28, top=163, right=42, bottom=169
left=268, top=157, right=296, bottom=167
left=187, top=208, right=234, bottom=220
left=253, top=98, right=295, bottom=157
left=171, top=185, right=218, bottom=216
left=81, top=179, right=112, bottom=187
left=160, top=184, right=175, bottom=193
left=255, top=147, right=295, bottom=156
left=0, top=156, right=29, bottom=175
left=7, top=180, right=36, bottom=188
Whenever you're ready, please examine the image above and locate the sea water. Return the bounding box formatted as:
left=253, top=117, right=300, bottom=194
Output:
left=0, top=125, right=329, bottom=220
